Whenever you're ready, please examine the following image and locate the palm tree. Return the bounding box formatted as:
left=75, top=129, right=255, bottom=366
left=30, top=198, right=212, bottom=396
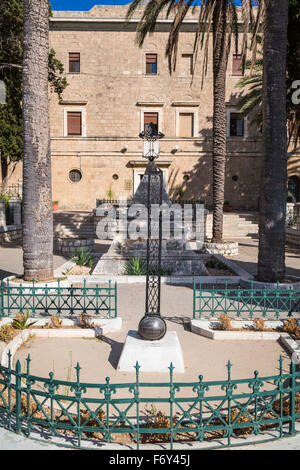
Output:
left=236, top=0, right=300, bottom=147
left=127, top=0, right=255, bottom=243
left=257, top=0, right=289, bottom=283
left=22, top=0, right=53, bottom=281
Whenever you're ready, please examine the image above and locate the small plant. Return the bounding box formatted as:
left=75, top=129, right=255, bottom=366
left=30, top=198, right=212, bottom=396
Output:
left=124, top=257, right=147, bottom=276
left=143, top=406, right=178, bottom=443
left=205, top=258, right=225, bottom=270
left=253, top=318, right=267, bottom=331
left=218, top=314, right=232, bottom=331
left=46, top=314, right=63, bottom=329
left=81, top=408, right=106, bottom=437
left=107, top=185, right=114, bottom=200
left=283, top=318, right=300, bottom=340
left=12, top=311, right=37, bottom=330
left=63, top=351, right=73, bottom=397
left=71, top=247, right=94, bottom=268
left=226, top=408, right=253, bottom=436
left=78, top=312, right=95, bottom=329
left=62, top=267, right=72, bottom=276
left=0, top=323, right=16, bottom=343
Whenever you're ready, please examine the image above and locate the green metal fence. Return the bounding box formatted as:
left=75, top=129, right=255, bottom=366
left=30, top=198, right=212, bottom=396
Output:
left=0, top=279, right=117, bottom=318
left=193, top=282, right=300, bottom=320
left=0, top=355, right=299, bottom=450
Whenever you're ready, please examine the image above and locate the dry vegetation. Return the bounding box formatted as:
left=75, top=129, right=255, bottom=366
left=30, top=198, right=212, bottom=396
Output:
left=0, top=379, right=299, bottom=445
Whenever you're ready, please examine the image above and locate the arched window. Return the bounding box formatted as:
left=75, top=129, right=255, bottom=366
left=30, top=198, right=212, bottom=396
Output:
left=288, top=176, right=300, bottom=202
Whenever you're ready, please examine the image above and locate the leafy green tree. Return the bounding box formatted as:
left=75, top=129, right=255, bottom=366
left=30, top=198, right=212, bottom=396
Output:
left=0, top=0, right=67, bottom=187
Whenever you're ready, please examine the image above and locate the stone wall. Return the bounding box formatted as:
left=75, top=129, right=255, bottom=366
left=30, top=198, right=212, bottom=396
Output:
left=0, top=225, right=22, bottom=243
left=55, top=237, right=94, bottom=254
left=3, top=5, right=300, bottom=210
left=47, top=6, right=265, bottom=211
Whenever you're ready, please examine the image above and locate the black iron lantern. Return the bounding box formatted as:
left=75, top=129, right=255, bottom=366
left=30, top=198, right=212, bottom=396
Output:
left=138, top=122, right=167, bottom=341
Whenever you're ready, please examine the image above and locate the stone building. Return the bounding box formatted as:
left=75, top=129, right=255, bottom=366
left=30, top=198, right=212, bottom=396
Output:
left=2, top=4, right=300, bottom=210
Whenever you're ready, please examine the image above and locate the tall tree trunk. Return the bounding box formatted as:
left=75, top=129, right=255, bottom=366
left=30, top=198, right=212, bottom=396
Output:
left=0, top=157, right=8, bottom=191
left=257, top=0, right=289, bottom=283
left=22, top=0, right=53, bottom=281
left=211, top=0, right=227, bottom=243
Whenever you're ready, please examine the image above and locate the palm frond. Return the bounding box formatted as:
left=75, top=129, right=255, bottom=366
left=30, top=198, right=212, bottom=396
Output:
left=166, top=0, right=194, bottom=73
left=236, top=74, right=262, bottom=89
left=237, top=88, right=262, bottom=116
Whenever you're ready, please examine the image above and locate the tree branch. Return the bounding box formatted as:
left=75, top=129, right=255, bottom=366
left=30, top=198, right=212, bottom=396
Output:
left=0, top=63, right=22, bottom=71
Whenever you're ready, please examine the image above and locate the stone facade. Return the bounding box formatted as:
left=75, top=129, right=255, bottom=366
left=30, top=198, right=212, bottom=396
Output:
left=1, top=5, right=299, bottom=210
left=55, top=237, right=94, bottom=254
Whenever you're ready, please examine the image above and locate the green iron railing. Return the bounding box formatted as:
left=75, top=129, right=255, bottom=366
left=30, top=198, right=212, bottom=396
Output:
left=0, top=354, right=299, bottom=450
left=0, top=279, right=117, bottom=318
left=193, top=282, right=300, bottom=320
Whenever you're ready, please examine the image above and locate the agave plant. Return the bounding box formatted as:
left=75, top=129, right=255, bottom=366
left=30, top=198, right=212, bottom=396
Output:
left=124, top=257, right=147, bottom=276
left=71, top=247, right=94, bottom=268
left=12, top=310, right=37, bottom=330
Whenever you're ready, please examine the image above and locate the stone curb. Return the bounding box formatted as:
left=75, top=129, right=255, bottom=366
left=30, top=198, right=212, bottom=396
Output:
left=190, top=320, right=300, bottom=359
left=240, top=276, right=300, bottom=290
left=0, top=317, right=122, bottom=367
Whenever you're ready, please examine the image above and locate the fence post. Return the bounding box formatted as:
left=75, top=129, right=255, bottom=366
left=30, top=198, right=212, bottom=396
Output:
left=0, top=280, right=4, bottom=318
left=15, top=360, right=22, bottom=434
left=289, top=360, right=296, bottom=436
left=114, top=281, right=117, bottom=318
left=108, top=280, right=111, bottom=317
left=193, top=282, right=196, bottom=319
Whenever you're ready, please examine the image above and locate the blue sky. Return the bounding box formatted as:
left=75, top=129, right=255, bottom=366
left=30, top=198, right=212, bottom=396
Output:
left=50, top=0, right=244, bottom=11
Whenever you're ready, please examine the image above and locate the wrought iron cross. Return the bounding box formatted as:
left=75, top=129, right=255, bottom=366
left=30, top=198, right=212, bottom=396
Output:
left=138, top=122, right=167, bottom=340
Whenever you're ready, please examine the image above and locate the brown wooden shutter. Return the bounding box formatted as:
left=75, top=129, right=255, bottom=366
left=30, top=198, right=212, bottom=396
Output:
left=232, top=54, right=244, bottom=76
left=146, top=54, right=157, bottom=64
left=179, top=113, right=194, bottom=137
left=144, top=112, right=158, bottom=124
left=69, top=53, right=80, bottom=73
left=67, top=112, right=82, bottom=135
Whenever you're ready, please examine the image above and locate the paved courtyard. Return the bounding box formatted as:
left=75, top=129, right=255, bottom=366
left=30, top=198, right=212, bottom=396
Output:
left=0, top=236, right=299, bottom=449
left=0, top=236, right=299, bottom=280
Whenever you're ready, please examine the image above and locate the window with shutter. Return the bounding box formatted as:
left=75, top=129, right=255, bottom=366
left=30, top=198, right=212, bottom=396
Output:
left=146, top=54, right=158, bottom=74
left=232, top=54, right=244, bottom=76
left=229, top=113, right=244, bottom=137
left=179, top=113, right=194, bottom=137
left=69, top=53, right=80, bottom=73
left=144, top=112, right=159, bottom=133
left=181, top=54, right=193, bottom=75
left=67, top=112, right=82, bottom=136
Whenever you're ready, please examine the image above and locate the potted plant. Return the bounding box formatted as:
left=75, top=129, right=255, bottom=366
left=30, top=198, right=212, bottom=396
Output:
left=223, top=201, right=233, bottom=212
left=52, top=201, right=59, bottom=211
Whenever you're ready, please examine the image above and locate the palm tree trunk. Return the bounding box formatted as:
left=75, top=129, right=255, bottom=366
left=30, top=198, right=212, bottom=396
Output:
left=211, top=0, right=227, bottom=243
left=257, top=0, right=289, bottom=283
left=22, top=0, right=53, bottom=281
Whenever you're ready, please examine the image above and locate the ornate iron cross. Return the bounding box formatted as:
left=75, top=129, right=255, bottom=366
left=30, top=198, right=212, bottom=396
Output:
left=138, top=123, right=167, bottom=340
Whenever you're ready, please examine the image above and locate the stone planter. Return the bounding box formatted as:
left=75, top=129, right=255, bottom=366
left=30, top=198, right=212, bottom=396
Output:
left=197, top=241, right=238, bottom=256
left=55, top=237, right=94, bottom=254
left=240, top=276, right=300, bottom=290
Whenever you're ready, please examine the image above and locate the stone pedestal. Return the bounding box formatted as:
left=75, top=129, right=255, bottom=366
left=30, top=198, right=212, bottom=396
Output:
left=117, top=330, right=185, bottom=373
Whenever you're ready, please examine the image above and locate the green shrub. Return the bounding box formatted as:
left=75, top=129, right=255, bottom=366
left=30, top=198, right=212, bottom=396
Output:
left=12, top=310, right=37, bottom=330
left=124, top=257, right=147, bottom=275
left=71, top=247, right=94, bottom=268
